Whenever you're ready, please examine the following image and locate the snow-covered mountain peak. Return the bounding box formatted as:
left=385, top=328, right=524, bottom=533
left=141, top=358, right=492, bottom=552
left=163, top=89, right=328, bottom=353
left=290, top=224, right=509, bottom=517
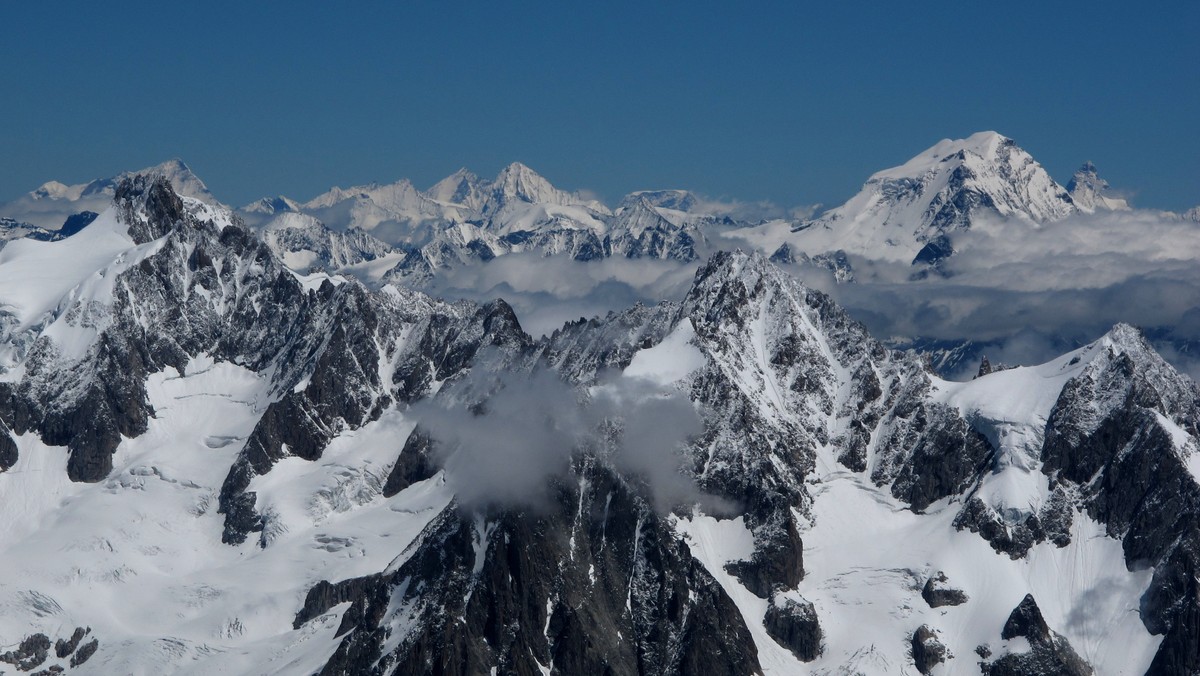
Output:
left=260, top=211, right=396, bottom=274
left=26, top=158, right=206, bottom=203
left=28, top=180, right=78, bottom=201
left=241, top=194, right=300, bottom=215
left=790, top=131, right=1075, bottom=265
left=485, top=161, right=581, bottom=213
left=684, top=249, right=796, bottom=319
left=872, top=130, right=1011, bottom=181
left=1066, top=161, right=1131, bottom=213
left=1091, top=324, right=1197, bottom=404
left=121, top=158, right=216, bottom=205
left=303, top=178, right=422, bottom=211
left=261, top=210, right=322, bottom=233
left=620, top=189, right=699, bottom=213
left=612, top=195, right=670, bottom=234
left=426, top=167, right=486, bottom=209
left=1098, top=321, right=1154, bottom=355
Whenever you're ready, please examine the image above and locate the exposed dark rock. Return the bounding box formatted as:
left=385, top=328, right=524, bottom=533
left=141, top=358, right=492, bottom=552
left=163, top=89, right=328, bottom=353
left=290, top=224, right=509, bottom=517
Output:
left=911, top=625, right=947, bottom=674
left=724, top=511, right=804, bottom=598
left=537, top=302, right=677, bottom=386
left=1139, top=532, right=1200, bottom=676
left=921, top=571, right=968, bottom=608
left=69, top=638, right=98, bottom=668
left=810, top=249, right=853, bottom=283
left=1001, top=594, right=1051, bottom=642
left=6, top=174, right=1200, bottom=676
left=768, top=243, right=797, bottom=264
left=216, top=280, right=532, bottom=545
left=1037, top=326, right=1200, bottom=673
left=0, top=426, right=16, bottom=471
left=58, top=211, right=99, bottom=237
left=976, top=355, right=993, bottom=378
left=294, top=574, right=384, bottom=630
left=982, top=594, right=1092, bottom=676
left=0, top=633, right=51, bottom=670
left=912, top=234, right=954, bottom=267
left=884, top=402, right=995, bottom=512
left=382, top=427, right=438, bottom=498
left=305, top=464, right=761, bottom=675
left=217, top=460, right=263, bottom=545
left=764, top=596, right=822, bottom=661
left=53, top=627, right=87, bottom=658
left=116, top=175, right=186, bottom=244
left=953, top=487, right=1073, bottom=559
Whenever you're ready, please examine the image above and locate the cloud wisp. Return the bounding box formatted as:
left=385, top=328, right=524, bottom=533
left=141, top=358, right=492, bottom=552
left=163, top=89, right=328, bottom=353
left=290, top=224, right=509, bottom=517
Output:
left=410, top=365, right=708, bottom=513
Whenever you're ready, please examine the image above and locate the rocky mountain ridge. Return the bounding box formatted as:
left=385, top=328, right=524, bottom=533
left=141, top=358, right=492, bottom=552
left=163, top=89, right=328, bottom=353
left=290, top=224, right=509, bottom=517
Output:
left=1, top=135, right=1155, bottom=290
left=0, top=176, right=1195, bottom=673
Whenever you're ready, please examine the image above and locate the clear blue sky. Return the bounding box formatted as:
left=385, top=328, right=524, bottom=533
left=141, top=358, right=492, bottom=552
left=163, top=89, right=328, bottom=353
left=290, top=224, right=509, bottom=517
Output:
left=2, top=2, right=1197, bottom=210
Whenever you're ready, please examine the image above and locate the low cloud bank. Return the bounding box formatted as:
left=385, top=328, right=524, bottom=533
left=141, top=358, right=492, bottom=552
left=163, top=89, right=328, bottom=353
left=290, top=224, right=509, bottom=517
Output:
left=793, top=209, right=1200, bottom=379
left=424, top=253, right=700, bottom=338
left=424, top=208, right=1200, bottom=380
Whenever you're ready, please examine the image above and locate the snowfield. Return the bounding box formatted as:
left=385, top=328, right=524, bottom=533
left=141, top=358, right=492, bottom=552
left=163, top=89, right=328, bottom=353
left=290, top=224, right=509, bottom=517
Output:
left=0, top=355, right=450, bottom=675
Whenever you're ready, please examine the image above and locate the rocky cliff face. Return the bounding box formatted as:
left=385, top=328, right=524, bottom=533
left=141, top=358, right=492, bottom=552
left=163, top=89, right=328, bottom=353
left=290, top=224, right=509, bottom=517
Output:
left=305, top=463, right=761, bottom=676
left=1040, top=326, right=1200, bottom=674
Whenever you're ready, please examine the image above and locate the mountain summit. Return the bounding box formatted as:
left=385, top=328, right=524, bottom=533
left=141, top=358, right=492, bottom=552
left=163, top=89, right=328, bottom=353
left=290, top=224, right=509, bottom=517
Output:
left=790, top=131, right=1075, bottom=266
left=1, top=159, right=219, bottom=231
left=1066, top=161, right=1131, bottom=213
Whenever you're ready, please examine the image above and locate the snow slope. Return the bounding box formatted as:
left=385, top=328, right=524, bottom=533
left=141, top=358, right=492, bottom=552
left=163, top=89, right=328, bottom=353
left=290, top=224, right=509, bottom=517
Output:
left=788, top=131, right=1075, bottom=264
left=0, top=356, right=450, bottom=675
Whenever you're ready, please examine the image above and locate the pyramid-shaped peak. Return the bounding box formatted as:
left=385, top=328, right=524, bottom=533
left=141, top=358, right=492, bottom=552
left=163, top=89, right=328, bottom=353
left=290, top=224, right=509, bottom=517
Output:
left=139, top=158, right=202, bottom=184
left=1099, top=322, right=1153, bottom=355
left=494, top=162, right=555, bottom=197
left=959, top=130, right=1010, bottom=152
left=150, top=157, right=192, bottom=173
left=1067, top=161, right=1129, bottom=213
left=498, top=160, right=539, bottom=176
left=486, top=161, right=587, bottom=212
left=427, top=167, right=485, bottom=206
left=433, top=167, right=479, bottom=184
left=690, top=249, right=780, bottom=290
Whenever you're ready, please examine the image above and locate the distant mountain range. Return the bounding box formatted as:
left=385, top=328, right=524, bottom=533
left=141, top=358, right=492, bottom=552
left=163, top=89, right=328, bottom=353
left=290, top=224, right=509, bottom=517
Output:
left=1, top=133, right=1195, bottom=380
left=4, top=132, right=1179, bottom=289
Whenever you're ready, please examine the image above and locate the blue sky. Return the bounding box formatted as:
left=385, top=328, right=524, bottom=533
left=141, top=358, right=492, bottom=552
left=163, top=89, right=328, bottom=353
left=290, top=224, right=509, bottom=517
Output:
left=2, top=2, right=1197, bottom=210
